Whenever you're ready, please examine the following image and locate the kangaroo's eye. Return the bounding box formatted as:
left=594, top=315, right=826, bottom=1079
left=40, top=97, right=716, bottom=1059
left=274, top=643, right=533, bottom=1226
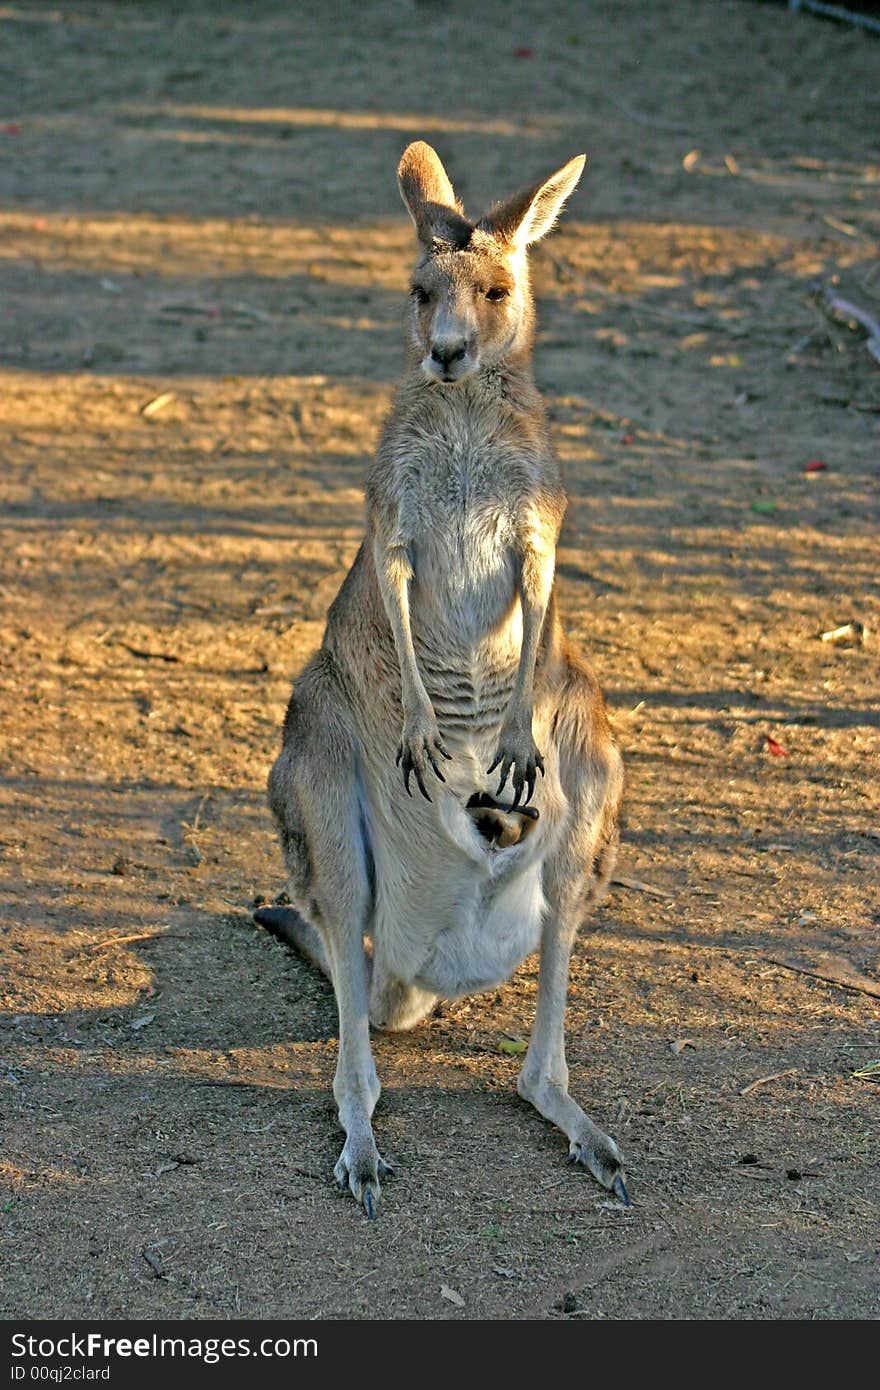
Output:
left=485, top=286, right=508, bottom=303
left=411, top=286, right=431, bottom=305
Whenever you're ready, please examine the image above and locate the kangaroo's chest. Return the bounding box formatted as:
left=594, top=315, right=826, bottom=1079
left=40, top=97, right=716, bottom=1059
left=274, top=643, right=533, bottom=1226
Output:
left=414, top=499, right=515, bottom=615
left=406, top=438, right=521, bottom=641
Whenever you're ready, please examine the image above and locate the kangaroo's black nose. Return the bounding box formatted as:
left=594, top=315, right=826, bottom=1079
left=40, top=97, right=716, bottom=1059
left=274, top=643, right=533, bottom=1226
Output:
left=431, top=342, right=467, bottom=368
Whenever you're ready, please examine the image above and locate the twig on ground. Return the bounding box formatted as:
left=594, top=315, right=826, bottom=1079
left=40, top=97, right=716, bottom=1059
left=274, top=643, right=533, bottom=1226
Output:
left=789, top=0, right=880, bottom=37
left=159, top=301, right=273, bottom=324
left=140, top=391, right=176, bottom=418
left=612, top=874, right=675, bottom=899
left=819, top=621, right=866, bottom=646
left=603, top=90, right=693, bottom=134
left=762, top=955, right=880, bottom=1000
left=88, top=930, right=176, bottom=953
left=822, top=287, right=880, bottom=365
left=254, top=601, right=297, bottom=617
left=181, top=791, right=211, bottom=866
left=190, top=791, right=211, bottom=836
left=117, top=642, right=180, bottom=663
left=739, top=1068, right=799, bottom=1097
left=821, top=213, right=863, bottom=240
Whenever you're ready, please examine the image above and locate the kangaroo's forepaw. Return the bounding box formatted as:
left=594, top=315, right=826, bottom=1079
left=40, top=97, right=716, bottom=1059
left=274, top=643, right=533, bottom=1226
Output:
left=396, top=713, right=451, bottom=801
left=569, top=1129, right=629, bottom=1205
left=487, top=725, right=544, bottom=808
left=334, top=1139, right=393, bottom=1218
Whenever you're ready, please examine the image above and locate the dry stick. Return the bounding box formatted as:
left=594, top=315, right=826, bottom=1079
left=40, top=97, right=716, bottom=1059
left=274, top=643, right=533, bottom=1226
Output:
left=822, top=213, right=862, bottom=240
left=762, top=956, right=880, bottom=1000
left=603, top=90, right=693, bottom=135
left=790, top=0, right=880, bottom=36
left=825, top=291, right=880, bottom=338
left=194, top=1079, right=287, bottom=1090
left=254, top=601, right=297, bottom=617
left=612, top=874, right=675, bottom=899
left=738, top=1068, right=799, bottom=1097
left=140, top=391, right=176, bottom=419
left=786, top=327, right=824, bottom=361
left=88, top=931, right=176, bottom=953
left=693, top=161, right=878, bottom=190
left=823, top=288, right=880, bottom=365
left=118, top=642, right=180, bottom=663
left=159, top=302, right=273, bottom=324
left=190, top=791, right=211, bottom=836
left=181, top=791, right=212, bottom=868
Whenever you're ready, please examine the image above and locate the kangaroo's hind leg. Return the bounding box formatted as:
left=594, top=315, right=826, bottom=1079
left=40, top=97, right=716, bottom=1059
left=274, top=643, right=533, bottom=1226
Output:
left=266, top=664, right=390, bottom=1216
left=256, top=904, right=437, bottom=1035
left=517, top=659, right=629, bottom=1202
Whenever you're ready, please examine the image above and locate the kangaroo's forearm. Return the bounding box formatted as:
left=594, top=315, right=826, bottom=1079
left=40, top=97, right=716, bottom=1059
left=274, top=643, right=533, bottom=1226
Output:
left=508, top=598, right=542, bottom=716
left=505, top=544, right=555, bottom=725
left=374, top=539, right=431, bottom=715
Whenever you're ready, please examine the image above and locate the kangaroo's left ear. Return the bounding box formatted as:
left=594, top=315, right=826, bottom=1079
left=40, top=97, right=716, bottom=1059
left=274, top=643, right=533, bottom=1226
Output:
left=398, top=140, right=472, bottom=250
left=480, top=154, right=586, bottom=247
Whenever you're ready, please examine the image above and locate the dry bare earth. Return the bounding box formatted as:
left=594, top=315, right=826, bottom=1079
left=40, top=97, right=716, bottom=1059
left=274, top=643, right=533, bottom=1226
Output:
left=1, top=1, right=878, bottom=1320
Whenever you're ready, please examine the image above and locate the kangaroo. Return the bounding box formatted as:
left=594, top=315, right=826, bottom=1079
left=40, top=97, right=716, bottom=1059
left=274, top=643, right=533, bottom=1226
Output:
left=256, top=142, right=626, bottom=1217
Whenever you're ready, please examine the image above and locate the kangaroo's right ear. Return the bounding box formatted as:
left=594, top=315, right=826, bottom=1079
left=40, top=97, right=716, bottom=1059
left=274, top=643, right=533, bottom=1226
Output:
left=480, top=155, right=586, bottom=249
left=398, top=141, right=470, bottom=250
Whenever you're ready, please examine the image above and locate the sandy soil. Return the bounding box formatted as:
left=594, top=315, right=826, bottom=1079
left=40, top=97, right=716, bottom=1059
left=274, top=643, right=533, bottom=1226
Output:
left=1, top=0, right=878, bottom=1320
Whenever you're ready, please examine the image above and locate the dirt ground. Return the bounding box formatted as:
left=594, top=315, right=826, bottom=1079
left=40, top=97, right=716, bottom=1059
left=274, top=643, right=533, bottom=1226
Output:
left=1, top=0, right=878, bottom=1322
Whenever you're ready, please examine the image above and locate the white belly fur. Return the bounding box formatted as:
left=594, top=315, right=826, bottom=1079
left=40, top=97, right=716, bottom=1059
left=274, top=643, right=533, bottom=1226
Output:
left=412, top=852, right=546, bottom=998
left=362, top=732, right=568, bottom=1000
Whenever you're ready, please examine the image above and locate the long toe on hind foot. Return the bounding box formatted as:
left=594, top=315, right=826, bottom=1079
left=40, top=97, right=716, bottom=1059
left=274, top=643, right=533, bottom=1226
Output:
left=333, top=1139, right=393, bottom=1218
left=569, top=1129, right=629, bottom=1205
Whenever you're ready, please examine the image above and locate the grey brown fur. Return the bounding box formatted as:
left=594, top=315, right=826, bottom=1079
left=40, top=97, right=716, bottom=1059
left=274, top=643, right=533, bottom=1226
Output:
left=258, top=142, right=627, bottom=1216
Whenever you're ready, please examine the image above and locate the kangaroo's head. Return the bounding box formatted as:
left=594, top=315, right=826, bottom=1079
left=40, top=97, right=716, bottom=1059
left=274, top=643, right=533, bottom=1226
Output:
left=397, top=141, right=585, bottom=385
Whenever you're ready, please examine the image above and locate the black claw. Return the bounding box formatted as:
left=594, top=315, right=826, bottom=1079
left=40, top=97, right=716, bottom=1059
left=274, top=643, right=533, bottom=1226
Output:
left=525, top=769, right=536, bottom=806
left=415, top=767, right=431, bottom=802
left=403, top=764, right=413, bottom=797
left=363, top=1189, right=375, bottom=1220
left=487, top=755, right=501, bottom=775
left=612, top=1175, right=630, bottom=1207
left=536, top=753, right=545, bottom=776
left=395, top=746, right=402, bottom=767
left=511, top=780, right=523, bottom=810
left=435, top=739, right=452, bottom=761
left=426, top=748, right=446, bottom=782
